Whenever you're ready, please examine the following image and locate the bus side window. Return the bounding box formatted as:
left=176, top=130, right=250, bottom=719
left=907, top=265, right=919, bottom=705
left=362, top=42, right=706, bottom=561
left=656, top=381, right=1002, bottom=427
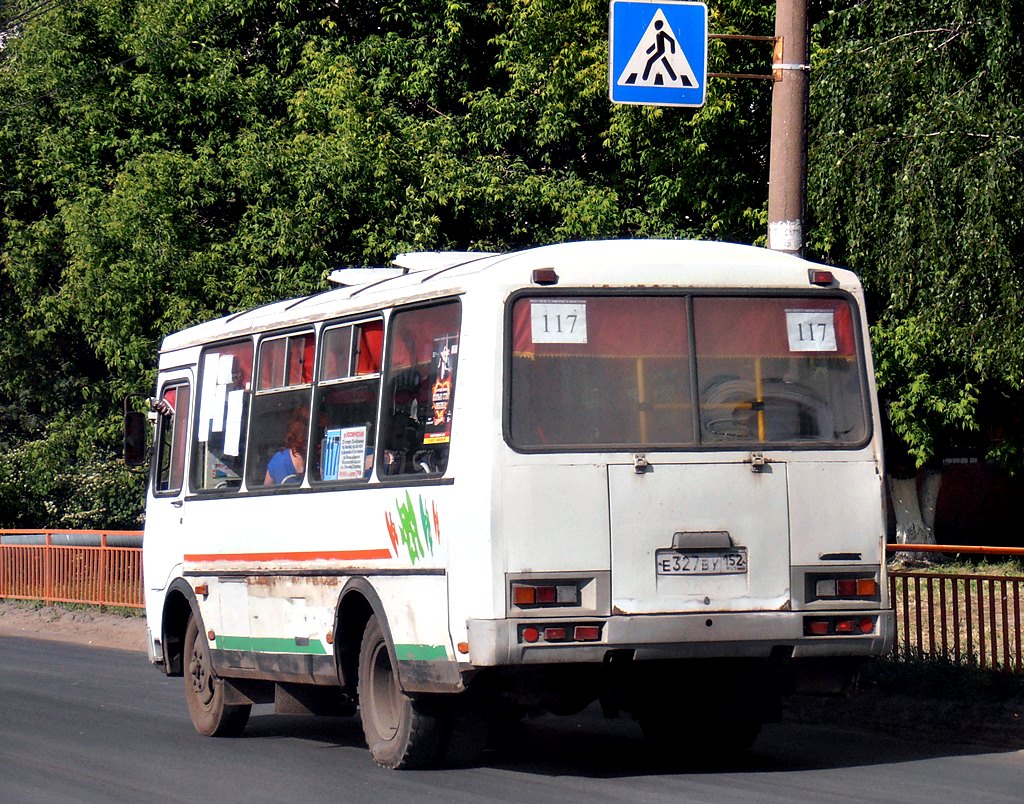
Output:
left=154, top=383, right=190, bottom=495
left=312, top=319, right=383, bottom=482
left=380, top=301, right=461, bottom=477
left=246, top=332, right=314, bottom=488
left=191, top=340, right=253, bottom=492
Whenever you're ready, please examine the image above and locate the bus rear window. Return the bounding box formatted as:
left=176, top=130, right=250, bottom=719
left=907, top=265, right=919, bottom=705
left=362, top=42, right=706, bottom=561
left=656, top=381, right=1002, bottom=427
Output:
left=508, top=294, right=868, bottom=450
left=510, top=296, right=692, bottom=447
left=693, top=297, right=867, bottom=445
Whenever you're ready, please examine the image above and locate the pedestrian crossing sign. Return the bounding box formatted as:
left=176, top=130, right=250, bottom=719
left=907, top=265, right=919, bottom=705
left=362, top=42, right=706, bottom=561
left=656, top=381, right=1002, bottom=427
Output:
left=609, top=1, right=708, bottom=107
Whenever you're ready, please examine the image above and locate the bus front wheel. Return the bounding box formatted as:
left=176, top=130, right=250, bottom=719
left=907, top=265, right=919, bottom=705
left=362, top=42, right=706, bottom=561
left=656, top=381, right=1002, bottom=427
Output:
left=358, top=614, right=447, bottom=769
left=184, top=615, right=251, bottom=737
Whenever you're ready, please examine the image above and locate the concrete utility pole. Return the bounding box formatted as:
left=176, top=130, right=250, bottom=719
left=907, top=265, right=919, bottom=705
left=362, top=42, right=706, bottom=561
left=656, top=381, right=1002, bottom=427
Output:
left=767, top=0, right=810, bottom=255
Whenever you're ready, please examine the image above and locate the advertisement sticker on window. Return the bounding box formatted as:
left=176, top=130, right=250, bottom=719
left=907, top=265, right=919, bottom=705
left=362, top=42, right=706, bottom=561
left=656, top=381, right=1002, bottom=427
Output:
left=425, top=335, right=458, bottom=445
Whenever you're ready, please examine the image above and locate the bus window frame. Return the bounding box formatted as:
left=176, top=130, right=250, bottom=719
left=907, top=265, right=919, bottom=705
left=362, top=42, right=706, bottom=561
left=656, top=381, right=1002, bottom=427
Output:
left=152, top=380, right=192, bottom=497
left=377, top=297, right=463, bottom=481
left=503, top=287, right=874, bottom=454
left=311, top=315, right=385, bottom=486
left=189, top=337, right=255, bottom=494
left=246, top=328, right=316, bottom=491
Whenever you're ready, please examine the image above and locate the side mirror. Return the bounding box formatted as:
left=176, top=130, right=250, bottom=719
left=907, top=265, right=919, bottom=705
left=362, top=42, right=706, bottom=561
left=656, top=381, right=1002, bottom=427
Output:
left=123, top=391, right=150, bottom=467
left=124, top=410, right=148, bottom=466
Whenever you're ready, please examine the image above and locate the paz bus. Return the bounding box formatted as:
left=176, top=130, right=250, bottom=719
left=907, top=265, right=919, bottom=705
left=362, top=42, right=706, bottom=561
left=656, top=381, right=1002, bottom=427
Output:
left=127, top=239, right=893, bottom=768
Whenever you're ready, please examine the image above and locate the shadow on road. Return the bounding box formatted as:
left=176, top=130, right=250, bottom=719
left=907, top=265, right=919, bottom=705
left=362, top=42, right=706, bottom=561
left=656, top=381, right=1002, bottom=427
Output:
left=238, top=701, right=1017, bottom=779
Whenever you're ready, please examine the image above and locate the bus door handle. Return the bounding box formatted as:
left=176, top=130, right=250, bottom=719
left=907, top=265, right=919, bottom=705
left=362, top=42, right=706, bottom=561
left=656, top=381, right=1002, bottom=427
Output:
left=172, top=500, right=184, bottom=508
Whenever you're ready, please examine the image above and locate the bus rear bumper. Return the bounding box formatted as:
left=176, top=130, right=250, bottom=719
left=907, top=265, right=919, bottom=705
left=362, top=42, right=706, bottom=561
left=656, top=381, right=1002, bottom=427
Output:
left=466, top=608, right=895, bottom=666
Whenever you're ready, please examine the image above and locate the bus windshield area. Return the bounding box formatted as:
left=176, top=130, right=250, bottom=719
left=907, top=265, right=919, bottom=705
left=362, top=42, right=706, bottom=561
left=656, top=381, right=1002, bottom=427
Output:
left=508, top=294, right=869, bottom=450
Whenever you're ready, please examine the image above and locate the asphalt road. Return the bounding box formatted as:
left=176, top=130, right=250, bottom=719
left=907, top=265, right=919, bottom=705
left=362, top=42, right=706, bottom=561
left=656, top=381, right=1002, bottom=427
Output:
left=1, top=635, right=1020, bottom=804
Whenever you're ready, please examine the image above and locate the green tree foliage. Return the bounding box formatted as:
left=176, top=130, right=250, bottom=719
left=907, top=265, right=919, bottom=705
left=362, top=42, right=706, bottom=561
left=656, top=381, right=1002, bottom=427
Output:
left=0, top=0, right=776, bottom=526
left=808, top=0, right=1024, bottom=471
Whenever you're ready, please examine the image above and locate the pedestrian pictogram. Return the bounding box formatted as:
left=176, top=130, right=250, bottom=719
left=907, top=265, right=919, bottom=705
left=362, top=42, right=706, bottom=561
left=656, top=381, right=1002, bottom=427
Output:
left=609, top=1, right=708, bottom=107
left=618, top=10, right=699, bottom=89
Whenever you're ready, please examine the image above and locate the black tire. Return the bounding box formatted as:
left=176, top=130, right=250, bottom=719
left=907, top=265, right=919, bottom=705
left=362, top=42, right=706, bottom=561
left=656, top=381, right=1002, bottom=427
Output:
left=184, top=615, right=251, bottom=737
left=358, top=615, right=448, bottom=769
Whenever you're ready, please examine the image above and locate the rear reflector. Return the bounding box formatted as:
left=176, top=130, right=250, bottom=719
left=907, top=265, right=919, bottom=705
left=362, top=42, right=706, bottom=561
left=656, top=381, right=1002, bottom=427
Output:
left=808, top=269, right=835, bottom=286
left=574, top=625, right=601, bottom=641
left=518, top=623, right=602, bottom=644
left=804, top=615, right=877, bottom=636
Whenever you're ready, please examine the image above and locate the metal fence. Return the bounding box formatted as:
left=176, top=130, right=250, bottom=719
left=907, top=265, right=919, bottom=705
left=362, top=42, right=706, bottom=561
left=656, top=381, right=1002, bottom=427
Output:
left=0, top=529, right=144, bottom=609
left=3, top=531, right=1022, bottom=664
left=888, top=544, right=1024, bottom=672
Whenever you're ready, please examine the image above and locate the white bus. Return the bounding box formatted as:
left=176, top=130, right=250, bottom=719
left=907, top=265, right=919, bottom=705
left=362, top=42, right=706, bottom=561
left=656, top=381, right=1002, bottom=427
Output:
left=128, top=239, right=893, bottom=768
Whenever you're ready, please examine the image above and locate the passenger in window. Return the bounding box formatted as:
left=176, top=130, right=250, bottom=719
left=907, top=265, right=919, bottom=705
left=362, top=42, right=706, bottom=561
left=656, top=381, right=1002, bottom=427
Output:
left=265, top=410, right=308, bottom=485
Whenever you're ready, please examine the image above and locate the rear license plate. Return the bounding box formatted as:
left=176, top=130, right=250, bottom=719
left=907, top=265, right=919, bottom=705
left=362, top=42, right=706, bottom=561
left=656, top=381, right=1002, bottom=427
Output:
left=655, top=549, right=748, bottom=576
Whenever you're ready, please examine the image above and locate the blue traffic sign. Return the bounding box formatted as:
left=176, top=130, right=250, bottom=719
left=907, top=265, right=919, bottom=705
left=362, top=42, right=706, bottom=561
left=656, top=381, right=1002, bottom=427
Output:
left=609, top=1, right=708, bottom=107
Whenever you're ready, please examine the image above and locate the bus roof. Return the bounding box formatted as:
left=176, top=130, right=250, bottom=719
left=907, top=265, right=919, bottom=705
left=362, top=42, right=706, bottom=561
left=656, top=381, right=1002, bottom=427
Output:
left=160, top=239, right=858, bottom=353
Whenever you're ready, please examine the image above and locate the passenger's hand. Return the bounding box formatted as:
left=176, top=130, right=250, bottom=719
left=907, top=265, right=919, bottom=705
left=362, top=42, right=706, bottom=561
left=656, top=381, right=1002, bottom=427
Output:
left=152, top=398, right=174, bottom=417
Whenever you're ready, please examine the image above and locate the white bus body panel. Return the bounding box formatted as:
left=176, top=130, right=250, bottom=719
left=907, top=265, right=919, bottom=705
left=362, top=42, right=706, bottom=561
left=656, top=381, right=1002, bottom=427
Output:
left=142, top=239, right=892, bottom=694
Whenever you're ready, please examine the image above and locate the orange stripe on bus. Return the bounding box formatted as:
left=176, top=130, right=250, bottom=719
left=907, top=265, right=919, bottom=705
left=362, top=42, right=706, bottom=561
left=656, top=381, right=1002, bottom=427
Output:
left=184, top=549, right=394, bottom=563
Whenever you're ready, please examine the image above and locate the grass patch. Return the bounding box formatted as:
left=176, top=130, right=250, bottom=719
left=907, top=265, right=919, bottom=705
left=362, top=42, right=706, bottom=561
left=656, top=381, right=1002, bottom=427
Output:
left=0, top=598, right=143, bottom=618
left=862, top=653, right=1024, bottom=700
left=889, top=555, right=1024, bottom=576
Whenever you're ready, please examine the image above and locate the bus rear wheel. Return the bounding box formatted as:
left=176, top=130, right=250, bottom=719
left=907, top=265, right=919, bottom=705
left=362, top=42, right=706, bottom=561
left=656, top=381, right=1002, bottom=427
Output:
left=184, top=615, right=251, bottom=737
left=358, top=614, right=448, bottom=769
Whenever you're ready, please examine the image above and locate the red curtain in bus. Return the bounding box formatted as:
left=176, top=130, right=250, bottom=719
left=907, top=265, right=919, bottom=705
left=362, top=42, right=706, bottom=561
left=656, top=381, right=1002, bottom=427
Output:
left=389, top=303, right=462, bottom=368
left=511, top=297, right=689, bottom=358
left=693, top=297, right=855, bottom=357
left=355, top=321, right=384, bottom=375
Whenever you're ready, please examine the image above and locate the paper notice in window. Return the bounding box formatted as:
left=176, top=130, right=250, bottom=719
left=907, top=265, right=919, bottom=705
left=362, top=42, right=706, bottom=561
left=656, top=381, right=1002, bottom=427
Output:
left=530, top=301, right=588, bottom=344
left=786, top=309, right=837, bottom=352
left=338, top=426, right=368, bottom=480
left=197, top=353, right=221, bottom=442
left=223, top=390, right=244, bottom=457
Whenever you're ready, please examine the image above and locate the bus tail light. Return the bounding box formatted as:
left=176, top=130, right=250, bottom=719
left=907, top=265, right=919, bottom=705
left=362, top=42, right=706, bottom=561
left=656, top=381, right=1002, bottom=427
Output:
left=574, top=625, right=601, bottom=641
left=511, top=581, right=581, bottom=608
left=813, top=575, right=879, bottom=600
left=804, top=616, right=877, bottom=636
left=518, top=623, right=603, bottom=645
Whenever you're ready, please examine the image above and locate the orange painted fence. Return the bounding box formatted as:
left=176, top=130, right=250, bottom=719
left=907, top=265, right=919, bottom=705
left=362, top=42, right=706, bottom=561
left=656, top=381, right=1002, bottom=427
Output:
left=0, top=529, right=144, bottom=609
left=2, top=531, right=1022, bottom=664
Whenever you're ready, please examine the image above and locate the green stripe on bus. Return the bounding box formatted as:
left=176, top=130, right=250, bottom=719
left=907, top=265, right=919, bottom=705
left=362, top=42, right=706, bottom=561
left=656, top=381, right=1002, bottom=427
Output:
left=395, top=643, right=448, bottom=661
left=214, top=635, right=328, bottom=655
